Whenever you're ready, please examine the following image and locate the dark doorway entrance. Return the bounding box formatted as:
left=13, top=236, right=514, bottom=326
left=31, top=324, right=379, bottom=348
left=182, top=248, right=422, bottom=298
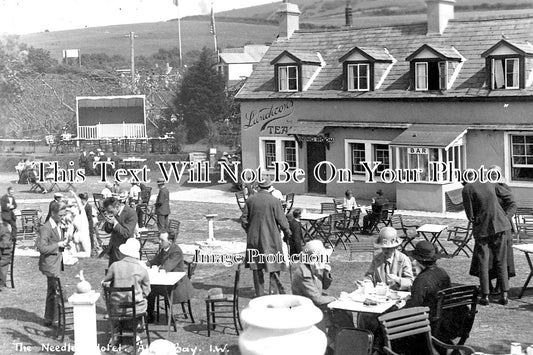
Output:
left=307, top=142, right=327, bottom=194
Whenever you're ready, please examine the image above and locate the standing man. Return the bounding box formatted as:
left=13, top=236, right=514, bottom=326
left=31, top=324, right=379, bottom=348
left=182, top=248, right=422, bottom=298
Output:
left=78, top=150, right=88, bottom=172
left=103, top=197, right=138, bottom=266
left=155, top=178, right=170, bottom=232
left=1, top=187, right=18, bottom=240
left=240, top=177, right=292, bottom=297
left=45, top=193, right=63, bottom=222
left=78, top=193, right=96, bottom=255
left=35, top=203, right=68, bottom=326
left=286, top=208, right=304, bottom=258
left=462, top=176, right=514, bottom=305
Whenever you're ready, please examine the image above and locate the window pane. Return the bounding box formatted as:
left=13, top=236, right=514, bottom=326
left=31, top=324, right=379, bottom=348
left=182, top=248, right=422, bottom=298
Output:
left=288, top=66, right=298, bottom=90
left=506, top=58, right=519, bottom=88
left=351, top=143, right=366, bottom=174
left=416, top=63, right=427, bottom=90
left=373, top=144, right=389, bottom=172
left=493, top=59, right=505, bottom=89
left=283, top=141, right=297, bottom=168
left=438, top=62, right=447, bottom=90
left=399, top=148, right=408, bottom=169
left=513, top=144, right=525, bottom=155
left=512, top=135, right=525, bottom=144
left=347, top=65, right=355, bottom=91
left=419, top=153, right=429, bottom=181
left=279, top=67, right=287, bottom=91
left=265, top=141, right=276, bottom=168
left=359, top=64, right=369, bottom=90
left=510, top=134, right=533, bottom=181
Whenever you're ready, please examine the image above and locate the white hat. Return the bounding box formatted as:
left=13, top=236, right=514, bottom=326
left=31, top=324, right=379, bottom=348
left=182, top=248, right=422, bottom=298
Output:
left=54, top=192, right=63, bottom=198
left=119, top=238, right=140, bottom=259
left=374, top=227, right=402, bottom=249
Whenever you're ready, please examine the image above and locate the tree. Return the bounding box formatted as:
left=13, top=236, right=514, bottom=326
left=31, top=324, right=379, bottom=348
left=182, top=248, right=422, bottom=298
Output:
left=173, top=47, right=227, bottom=143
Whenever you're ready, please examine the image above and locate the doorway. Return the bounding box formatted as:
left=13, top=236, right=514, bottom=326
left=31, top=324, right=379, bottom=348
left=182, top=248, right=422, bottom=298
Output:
left=307, top=142, right=327, bottom=194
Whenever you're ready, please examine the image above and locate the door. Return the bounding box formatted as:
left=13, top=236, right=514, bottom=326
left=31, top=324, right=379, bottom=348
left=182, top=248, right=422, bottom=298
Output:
left=307, top=142, right=327, bottom=194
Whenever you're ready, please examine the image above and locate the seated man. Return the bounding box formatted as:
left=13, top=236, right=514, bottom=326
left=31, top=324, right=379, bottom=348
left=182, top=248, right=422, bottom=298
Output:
left=0, top=224, right=13, bottom=289
left=359, top=227, right=414, bottom=352
left=145, top=232, right=194, bottom=323
left=101, top=238, right=150, bottom=346
left=291, top=240, right=353, bottom=353
left=365, top=227, right=413, bottom=291
left=362, top=189, right=389, bottom=234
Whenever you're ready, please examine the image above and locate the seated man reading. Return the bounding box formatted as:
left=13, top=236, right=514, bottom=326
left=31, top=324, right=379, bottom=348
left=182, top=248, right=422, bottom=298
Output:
left=101, top=238, right=150, bottom=346
left=291, top=240, right=353, bottom=354
left=145, top=232, right=194, bottom=323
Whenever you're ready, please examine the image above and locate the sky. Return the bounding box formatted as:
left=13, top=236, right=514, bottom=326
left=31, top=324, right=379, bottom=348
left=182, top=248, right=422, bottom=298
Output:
left=0, top=0, right=281, bottom=35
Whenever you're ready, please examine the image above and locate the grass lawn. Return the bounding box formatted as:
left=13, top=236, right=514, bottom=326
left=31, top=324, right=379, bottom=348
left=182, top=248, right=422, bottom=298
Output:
left=1, top=199, right=532, bottom=355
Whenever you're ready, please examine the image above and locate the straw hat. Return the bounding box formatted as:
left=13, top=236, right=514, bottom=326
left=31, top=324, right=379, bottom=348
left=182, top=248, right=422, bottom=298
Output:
left=54, top=192, right=63, bottom=198
left=374, top=227, right=402, bottom=249
left=119, top=238, right=140, bottom=259
left=257, top=176, right=272, bottom=189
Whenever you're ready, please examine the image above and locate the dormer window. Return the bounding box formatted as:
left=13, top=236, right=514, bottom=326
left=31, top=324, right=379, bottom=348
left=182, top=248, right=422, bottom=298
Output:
left=270, top=50, right=323, bottom=92
left=339, top=46, right=395, bottom=92
left=492, top=58, right=519, bottom=89
left=278, top=65, right=298, bottom=92
left=406, top=44, right=464, bottom=91
left=347, top=63, right=369, bottom=91
left=482, top=39, right=533, bottom=91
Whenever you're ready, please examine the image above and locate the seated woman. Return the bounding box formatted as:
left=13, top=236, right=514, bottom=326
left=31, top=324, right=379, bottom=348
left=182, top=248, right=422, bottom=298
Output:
left=342, top=189, right=358, bottom=210
left=101, top=238, right=150, bottom=347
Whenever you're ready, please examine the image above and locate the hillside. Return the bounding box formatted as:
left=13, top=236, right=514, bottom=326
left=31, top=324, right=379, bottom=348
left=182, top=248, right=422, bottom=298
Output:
left=19, top=20, right=278, bottom=63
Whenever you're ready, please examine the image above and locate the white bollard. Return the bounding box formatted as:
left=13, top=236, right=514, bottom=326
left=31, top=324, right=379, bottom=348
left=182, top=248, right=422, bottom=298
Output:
left=205, top=214, right=218, bottom=242
left=68, top=291, right=102, bottom=355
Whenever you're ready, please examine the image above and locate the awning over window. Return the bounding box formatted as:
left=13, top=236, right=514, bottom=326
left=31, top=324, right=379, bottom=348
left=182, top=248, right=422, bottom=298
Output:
left=287, top=120, right=409, bottom=135
left=390, top=124, right=468, bottom=150
left=287, top=122, right=326, bottom=135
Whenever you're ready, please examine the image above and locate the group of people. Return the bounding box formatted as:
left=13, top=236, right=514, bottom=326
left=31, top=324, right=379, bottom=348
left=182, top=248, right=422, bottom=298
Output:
left=79, top=149, right=122, bottom=176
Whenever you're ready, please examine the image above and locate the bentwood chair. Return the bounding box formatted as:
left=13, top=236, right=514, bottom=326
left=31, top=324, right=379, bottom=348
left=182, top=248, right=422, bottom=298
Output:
left=334, top=327, right=374, bottom=355
left=378, top=307, right=475, bottom=355
left=103, top=285, right=151, bottom=355
left=205, top=264, right=243, bottom=336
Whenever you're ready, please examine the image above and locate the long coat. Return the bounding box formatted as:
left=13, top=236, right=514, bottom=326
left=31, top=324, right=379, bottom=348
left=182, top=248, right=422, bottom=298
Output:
left=35, top=220, right=63, bottom=277
left=148, top=243, right=194, bottom=303
left=462, top=181, right=512, bottom=238
left=155, top=187, right=170, bottom=216
left=104, top=205, right=138, bottom=264
left=240, top=189, right=291, bottom=273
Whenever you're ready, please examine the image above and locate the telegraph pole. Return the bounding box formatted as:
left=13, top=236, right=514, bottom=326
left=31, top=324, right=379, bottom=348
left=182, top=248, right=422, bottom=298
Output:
left=125, top=32, right=138, bottom=83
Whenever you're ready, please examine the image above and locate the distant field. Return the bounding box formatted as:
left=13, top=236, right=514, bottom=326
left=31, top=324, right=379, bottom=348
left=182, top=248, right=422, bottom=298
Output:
left=19, top=20, right=278, bottom=62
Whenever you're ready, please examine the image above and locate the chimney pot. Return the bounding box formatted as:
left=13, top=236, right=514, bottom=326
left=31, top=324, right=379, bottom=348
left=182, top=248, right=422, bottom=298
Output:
left=345, top=2, right=353, bottom=27
left=426, top=0, right=455, bottom=35
left=277, top=2, right=301, bottom=40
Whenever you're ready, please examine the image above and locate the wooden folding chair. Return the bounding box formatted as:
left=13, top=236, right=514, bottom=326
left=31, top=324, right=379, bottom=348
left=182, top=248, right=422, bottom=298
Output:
left=342, top=208, right=361, bottom=243
left=348, top=240, right=375, bottom=262
left=391, top=215, right=419, bottom=252
left=447, top=222, right=473, bottom=257
left=20, top=209, right=41, bottom=237
left=284, top=193, right=295, bottom=214
left=378, top=307, right=475, bottom=355
left=318, top=213, right=347, bottom=250
left=321, top=202, right=338, bottom=215
left=139, top=230, right=160, bottom=260
left=235, top=191, right=246, bottom=212
left=334, top=327, right=374, bottom=355
left=333, top=198, right=344, bottom=212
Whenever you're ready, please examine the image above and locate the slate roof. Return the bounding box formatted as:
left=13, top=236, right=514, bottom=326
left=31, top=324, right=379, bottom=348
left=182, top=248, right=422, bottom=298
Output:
left=219, top=52, right=257, bottom=64
left=338, top=46, right=394, bottom=62
left=390, top=124, right=468, bottom=148
left=405, top=44, right=462, bottom=61
left=237, top=15, right=533, bottom=100
left=271, top=50, right=323, bottom=65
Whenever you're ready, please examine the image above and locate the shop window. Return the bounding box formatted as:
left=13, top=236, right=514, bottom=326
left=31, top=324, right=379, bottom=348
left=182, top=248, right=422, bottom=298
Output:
left=260, top=137, right=299, bottom=170
left=415, top=61, right=448, bottom=91
left=347, top=63, right=370, bottom=91
left=397, top=146, right=463, bottom=182
left=510, top=134, right=533, bottom=181
left=492, top=58, right=519, bottom=89
left=278, top=65, right=298, bottom=92
left=347, top=141, right=390, bottom=176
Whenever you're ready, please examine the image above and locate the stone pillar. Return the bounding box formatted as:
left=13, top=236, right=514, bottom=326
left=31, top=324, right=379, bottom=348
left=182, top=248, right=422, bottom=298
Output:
left=205, top=214, right=218, bottom=242
left=68, top=292, right=102, bottom=355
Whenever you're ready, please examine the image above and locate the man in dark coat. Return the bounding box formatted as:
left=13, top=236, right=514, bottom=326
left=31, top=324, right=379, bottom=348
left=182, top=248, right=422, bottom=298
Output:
left=362, top=189, right=389, bottom=234
left=45, top=193, right=63, bottom=223
left=103, top=197, right=138, bottom=266
left=155, top=178, right=170, bottom=232
left=286, top=208, right=303, bottom=257
left=1, top=187, right=18, bottom=240
left=145, top=232, right=194, bottom=323
left=240, top=177, right=292, bottom=297
left=0, top=224, right=13, bottom=289
left=78, top=151, right=88, bottom=172
left=35, top=203, right=68, bottom=326
left=462, top=178, right=513, bottom=305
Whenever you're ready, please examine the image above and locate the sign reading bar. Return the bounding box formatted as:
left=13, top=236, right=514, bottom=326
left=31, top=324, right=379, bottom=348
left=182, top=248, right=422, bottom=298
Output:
left=407, top=147, right=428, bottom=154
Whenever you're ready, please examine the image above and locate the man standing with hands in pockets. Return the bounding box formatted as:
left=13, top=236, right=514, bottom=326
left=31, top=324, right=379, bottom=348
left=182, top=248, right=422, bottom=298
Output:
left=103, top=196, right=138, bottom=266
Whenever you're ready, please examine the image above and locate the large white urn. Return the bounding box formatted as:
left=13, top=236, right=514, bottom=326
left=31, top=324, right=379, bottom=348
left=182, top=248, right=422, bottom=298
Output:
left=239, top=295, right=327, bottom=355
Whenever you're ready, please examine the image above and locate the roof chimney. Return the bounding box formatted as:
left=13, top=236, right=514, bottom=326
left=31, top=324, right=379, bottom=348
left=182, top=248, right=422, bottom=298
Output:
left=426, top=0, right=455, bottom=35
left=277, top=1, right=301, bottom=40
left=345, top=1, right=353, bottom=27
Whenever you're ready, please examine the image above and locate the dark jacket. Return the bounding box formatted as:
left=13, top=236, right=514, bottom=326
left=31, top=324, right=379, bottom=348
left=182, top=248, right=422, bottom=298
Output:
left=104, top=205, right=138, bottom=264
left=155, top=187, right=170, bottom=216
left=241, top=189, right=291, bottom=272
left=35, top=220, right=63, bottom=277
left=0, top=194, right=17, bottom=223
left=462, top=181, right=512, bottom=238
left=84, top=202, right=94, bottom=234
left=148, top=243, right=194, bottom=303
left=0, top=224, right=12, bottom=249
left=371, top=196, right=389, bottom=214
left=286, top=214, right=303, bottom=256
